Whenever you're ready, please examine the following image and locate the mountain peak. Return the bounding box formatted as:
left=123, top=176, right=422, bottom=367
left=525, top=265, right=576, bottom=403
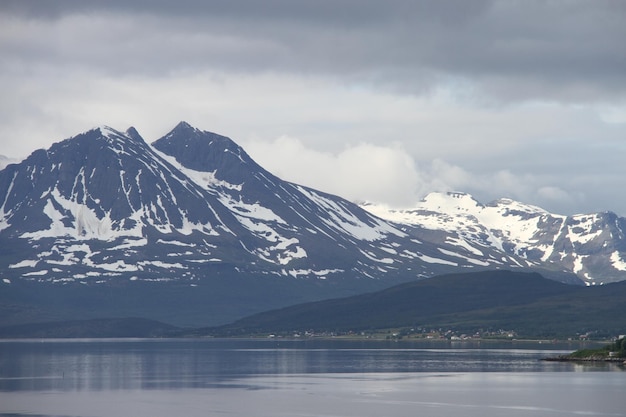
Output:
left=125, top=126, right=144, bottom=142
left=75, top=126, right=146, bottom=148
left=153, top=123, right=263, bottom=184
left=171, top=120, right=198, bottom=133
left=488, top=197, right=549, bottom=216
left=95, top=125, right=125, bottom=139
left=420, top=191, right=483, bottom=212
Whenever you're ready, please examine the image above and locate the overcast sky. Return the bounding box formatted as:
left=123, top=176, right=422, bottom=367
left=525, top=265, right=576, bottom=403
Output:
left=1, top=0, right=625, bottom=215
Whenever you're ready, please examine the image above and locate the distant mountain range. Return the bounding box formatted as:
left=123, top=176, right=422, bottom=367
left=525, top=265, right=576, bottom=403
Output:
left=1, top=122, right=625, bottom=327
left=0, top=155, right=19, bottom=171
left=363, top=193, right=626, bottom=286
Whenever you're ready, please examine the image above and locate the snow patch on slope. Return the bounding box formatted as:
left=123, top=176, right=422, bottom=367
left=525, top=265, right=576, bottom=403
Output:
left=296, top=186, right=405, bottom=241
left=22, top=189, right=141, bottom=240
left=152, top=147, right=243, bottom=192
left=610, top=251, right=626, bottom=271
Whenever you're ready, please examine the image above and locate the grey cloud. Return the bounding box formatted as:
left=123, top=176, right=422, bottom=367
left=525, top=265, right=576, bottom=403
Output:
left=3, top=0, right=624, bottom=103
left=0, top=0, right=488, bottom=25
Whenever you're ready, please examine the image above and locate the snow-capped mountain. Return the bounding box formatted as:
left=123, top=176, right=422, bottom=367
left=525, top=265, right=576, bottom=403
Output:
left=1, top=122, right=624, bottom=326
left=362, top=192, right=626, bottom=285
left=2, top=122, right=483, bottom=291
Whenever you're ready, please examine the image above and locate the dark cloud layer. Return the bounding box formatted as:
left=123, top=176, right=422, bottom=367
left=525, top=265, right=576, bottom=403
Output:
left=3, top=0, right=625, bottom=102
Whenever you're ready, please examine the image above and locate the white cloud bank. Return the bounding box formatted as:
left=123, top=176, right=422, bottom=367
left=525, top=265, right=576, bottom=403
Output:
left=243, top=136, right=421, bottom=207
left=243, top=136, right=586, bottom=214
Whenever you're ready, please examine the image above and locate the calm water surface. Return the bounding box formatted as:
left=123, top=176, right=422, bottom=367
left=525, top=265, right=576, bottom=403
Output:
left=0, top=338, right=624, bottom=417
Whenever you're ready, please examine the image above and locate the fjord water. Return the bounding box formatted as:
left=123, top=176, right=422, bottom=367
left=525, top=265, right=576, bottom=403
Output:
left=0, top=339, right=624, bottom=417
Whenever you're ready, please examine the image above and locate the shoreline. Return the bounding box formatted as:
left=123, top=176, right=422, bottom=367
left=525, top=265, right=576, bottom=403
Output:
left=542, top=355, right=626, bottom=363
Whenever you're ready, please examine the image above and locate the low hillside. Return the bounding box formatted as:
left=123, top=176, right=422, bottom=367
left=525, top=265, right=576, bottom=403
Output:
left=0, top=317, right=179, bottom=338
left=202, top=270, right=626, bottom=338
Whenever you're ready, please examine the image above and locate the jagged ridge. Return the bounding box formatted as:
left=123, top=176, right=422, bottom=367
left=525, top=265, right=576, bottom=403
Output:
left=363, top=191, right=626, bottom=285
